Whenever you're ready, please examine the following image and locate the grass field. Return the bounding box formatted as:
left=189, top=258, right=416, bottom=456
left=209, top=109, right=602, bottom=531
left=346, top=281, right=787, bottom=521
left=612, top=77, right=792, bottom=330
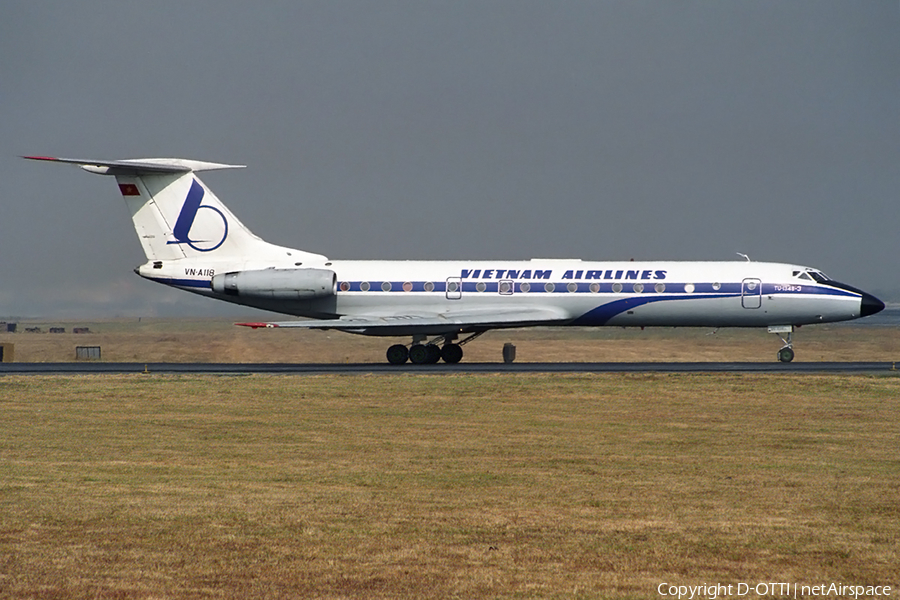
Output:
left=2, top=317, right=899, bottom=363
left=1, top=373, right=898, bottom=599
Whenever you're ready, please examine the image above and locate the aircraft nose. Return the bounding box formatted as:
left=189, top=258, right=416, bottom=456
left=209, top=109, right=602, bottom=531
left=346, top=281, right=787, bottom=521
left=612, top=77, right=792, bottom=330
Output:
left=861, top=292, right=885, bottom=317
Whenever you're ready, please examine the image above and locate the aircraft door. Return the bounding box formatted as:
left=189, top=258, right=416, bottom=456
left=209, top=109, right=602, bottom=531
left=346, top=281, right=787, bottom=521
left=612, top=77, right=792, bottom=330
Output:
left=446, top=277, right=462, bottom=300
left=742, top=278, right=762, bottom=309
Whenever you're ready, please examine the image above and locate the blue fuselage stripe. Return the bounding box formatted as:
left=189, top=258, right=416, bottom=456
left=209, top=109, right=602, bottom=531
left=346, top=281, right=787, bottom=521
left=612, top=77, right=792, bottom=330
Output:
left=147, top=277, right=212, bottom=289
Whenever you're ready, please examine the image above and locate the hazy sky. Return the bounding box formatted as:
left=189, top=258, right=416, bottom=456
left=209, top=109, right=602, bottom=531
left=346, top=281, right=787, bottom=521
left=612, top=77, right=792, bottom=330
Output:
left=2, top=1, right=898, bottom=317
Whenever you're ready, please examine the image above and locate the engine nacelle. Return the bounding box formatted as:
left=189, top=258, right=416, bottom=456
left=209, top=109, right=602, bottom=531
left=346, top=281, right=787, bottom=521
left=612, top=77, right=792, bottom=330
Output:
left=211, top=268, right=336, bottom=300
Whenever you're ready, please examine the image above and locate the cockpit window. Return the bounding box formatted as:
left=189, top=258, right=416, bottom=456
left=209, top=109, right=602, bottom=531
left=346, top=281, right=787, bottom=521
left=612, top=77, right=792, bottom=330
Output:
left=797, top=269, right=829, bottom=283
left=808, top=270, right=830, bottom=284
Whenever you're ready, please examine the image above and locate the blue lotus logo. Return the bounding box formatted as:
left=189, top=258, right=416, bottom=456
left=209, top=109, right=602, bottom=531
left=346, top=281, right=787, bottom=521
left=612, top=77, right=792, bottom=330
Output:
left=168, top=179, right=228, bottom=252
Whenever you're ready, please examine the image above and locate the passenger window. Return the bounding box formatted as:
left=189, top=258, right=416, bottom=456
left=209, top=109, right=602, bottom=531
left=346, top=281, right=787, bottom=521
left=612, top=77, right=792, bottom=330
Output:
left=476, top=282, right=487, bottom=292
left=567, top=282, right=578, bottom=293
left=424, top=281, right=435, bottom=292
left=381, top=281, right=392, bottom=292
left=633, top=283, right=644, bottom=293
left=520, top=282, right=531, bottom=293
left=360, top=281, right=370, bottom=292
left=612, top=282, right=623, bottom=293
left=544, top=282, right=555, bottom=293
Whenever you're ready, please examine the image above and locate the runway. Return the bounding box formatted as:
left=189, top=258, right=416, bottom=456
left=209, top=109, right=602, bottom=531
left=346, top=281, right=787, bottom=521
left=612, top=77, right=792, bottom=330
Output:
left=1, top=362, right=898, bottom=375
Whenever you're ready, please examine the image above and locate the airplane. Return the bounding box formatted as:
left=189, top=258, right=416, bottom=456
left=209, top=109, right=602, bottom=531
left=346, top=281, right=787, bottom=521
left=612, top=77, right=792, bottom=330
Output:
left=25, top=155, right=885, bottom=364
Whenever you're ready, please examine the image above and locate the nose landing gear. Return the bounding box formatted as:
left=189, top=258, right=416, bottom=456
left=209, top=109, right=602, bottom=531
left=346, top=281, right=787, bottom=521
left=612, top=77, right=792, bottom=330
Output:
left=777, top=345, right=795, bottom=363
left=768, top=325, right=795, bottom=363
left=385, top=331, right=484, bottom=365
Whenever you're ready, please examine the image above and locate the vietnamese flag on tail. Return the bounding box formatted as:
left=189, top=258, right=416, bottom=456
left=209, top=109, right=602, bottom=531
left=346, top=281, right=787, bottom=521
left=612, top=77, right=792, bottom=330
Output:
left=118, top=183, right=140, bottom=196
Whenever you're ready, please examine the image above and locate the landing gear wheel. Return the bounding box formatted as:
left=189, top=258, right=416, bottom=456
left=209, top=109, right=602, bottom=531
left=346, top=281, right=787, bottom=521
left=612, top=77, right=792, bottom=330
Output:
left=408, top=344, right=429, bottom=365
left=386, top=344, right=409, bottom=365
left=441, top=343, right=463, bottom=364
left=777, top=347, right=795, bottom=363
left=425, top=344, right=442, bottom=364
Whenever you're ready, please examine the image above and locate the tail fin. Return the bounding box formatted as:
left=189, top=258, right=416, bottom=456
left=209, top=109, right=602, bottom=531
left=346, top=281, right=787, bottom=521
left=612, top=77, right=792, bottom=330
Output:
left=24, top=156, right=325, bottom=263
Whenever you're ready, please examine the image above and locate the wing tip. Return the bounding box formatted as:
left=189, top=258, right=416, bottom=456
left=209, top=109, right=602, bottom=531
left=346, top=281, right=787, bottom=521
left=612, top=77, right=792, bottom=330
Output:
left=236, top=322, right=278, bottom=329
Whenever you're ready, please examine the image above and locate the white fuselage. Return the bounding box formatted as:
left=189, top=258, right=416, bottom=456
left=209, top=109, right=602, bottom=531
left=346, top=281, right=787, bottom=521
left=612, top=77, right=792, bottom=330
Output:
left=139, top=258, right=870, bottom=334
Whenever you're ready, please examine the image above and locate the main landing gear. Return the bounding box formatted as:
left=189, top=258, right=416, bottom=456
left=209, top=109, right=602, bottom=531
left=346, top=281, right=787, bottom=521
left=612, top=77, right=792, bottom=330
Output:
left=385, top=332, right=484, bottom=365
left=768, top=325, right=795, bottom=363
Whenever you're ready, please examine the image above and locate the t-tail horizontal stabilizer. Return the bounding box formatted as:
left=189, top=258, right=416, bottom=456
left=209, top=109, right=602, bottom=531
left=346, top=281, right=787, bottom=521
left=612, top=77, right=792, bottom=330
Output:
left=23, top=156, right=245, bottom=175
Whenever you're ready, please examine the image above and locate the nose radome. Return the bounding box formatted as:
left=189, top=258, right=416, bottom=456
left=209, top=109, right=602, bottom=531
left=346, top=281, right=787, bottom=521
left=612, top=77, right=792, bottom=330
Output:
left=861, top=292, right=885, bottom=317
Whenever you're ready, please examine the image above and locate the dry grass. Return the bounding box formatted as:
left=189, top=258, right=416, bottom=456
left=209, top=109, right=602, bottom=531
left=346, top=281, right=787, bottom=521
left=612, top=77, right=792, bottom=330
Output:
left=2, top=318, right=899, bottom=363
left=1, top=373, right=898, bottom=599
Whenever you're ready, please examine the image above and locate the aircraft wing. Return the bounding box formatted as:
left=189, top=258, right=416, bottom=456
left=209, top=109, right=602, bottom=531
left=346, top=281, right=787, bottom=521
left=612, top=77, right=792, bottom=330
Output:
left=237, top=306, right=572, bottom=335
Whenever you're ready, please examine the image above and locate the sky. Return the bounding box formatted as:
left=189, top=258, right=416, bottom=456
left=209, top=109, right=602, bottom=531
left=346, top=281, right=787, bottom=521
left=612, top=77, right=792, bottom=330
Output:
left=2, top=1, right=898, bottom=318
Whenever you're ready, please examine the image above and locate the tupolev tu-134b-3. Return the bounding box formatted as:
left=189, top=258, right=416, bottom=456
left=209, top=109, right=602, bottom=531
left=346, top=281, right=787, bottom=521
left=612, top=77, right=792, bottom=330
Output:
left=26, top=156, right=885, bottom=364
